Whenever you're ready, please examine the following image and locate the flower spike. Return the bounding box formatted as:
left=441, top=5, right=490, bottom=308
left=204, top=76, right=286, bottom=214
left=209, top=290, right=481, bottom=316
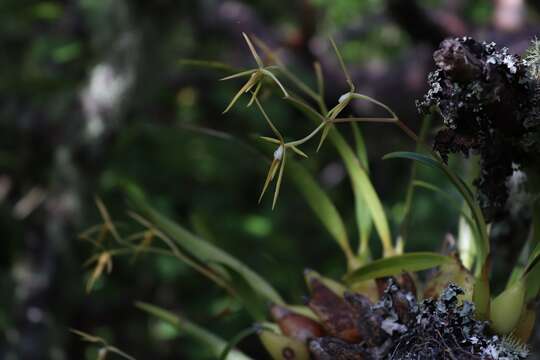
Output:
left=222, top=34, right=287, bottom=113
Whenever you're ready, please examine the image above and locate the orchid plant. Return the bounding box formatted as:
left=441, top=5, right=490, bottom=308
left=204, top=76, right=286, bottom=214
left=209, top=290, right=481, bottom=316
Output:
left=77, top=35, right=540, bottom=359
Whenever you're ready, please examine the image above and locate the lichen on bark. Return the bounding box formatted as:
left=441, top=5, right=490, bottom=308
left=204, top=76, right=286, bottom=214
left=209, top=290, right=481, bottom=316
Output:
left=417, top=37, right=540, bottom=221
left=305, top=279, right=528, bottom=359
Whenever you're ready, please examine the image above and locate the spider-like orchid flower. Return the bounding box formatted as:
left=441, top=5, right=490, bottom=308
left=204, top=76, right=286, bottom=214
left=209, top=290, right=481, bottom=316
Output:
left=221, top=33, right=288, bottom=113
left=254, top=98, right=307, bottom=209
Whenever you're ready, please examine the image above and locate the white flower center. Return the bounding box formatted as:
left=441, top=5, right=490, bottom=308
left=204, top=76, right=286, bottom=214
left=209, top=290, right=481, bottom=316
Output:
left=338, top=92, right=352, bottom=103
left=273, top=145, right=284, bottom=160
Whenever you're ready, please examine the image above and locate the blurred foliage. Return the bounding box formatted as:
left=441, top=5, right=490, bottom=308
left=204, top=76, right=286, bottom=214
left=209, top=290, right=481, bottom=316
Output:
left=0, top=0, right=514, bottom=359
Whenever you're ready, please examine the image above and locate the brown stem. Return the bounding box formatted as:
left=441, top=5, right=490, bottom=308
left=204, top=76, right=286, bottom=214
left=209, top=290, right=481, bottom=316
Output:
left=332, top=117, right=396, bottom=124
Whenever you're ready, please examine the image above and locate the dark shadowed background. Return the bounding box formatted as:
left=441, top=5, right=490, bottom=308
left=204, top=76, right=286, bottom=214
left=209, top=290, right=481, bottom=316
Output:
left=1, top=0, right=539, bottom=359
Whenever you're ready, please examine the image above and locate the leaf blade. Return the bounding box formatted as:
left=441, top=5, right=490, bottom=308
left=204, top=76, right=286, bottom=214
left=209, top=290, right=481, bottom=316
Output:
left=331, top=130, right=393, bottom=257
left=287, top=160, right=355, bottom=269
left=383, top=151, right=489, bottom=273
left=350, top=123, right=372, bottom=261
left=128, top=193, right=284, bottom=308
left=136, top=302, right=253, bottom=360
left=344, top=252, right=452, bottom=285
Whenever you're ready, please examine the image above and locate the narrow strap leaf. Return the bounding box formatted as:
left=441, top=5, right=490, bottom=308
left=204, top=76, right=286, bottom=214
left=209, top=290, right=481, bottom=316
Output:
left=129, top=193, right=285, bottom=307
left=344, top=252, right=452, bottom=284
left=331, top=131, right=393, bottom=257
left=136, top=302, right=253, bottom=360
left=383, top=151, right=489, bottom=275
left=288, top=160, right=356, bottom=269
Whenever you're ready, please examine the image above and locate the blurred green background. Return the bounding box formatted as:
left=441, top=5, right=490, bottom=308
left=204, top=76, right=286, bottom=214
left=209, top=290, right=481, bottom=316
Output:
left=1, top=0, right=539, bottom=358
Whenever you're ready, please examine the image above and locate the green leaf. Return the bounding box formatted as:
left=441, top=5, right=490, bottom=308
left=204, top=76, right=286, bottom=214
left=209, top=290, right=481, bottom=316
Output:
left=351, top=123, right=372, bottom=261
left=520, top=199, right=540, bottom=301
left=527, top=243, right=540, bottom=275
left=473, top=263, right=491, bottom=321
left=525, top=261, right=540, bottom=302
left=506, top=266, right=524, bottom=288
left=136, top=302, right=252, bottom=360
left=331, top=130, right=393, bottom=257
left=524, top=202, right=540, bottom=270
left=397, top=116, right=430, bottom=252
left=128, top=192, right=284, bottom=310
left=285, top=94, right=391, bottom=257
left=223, top=265, right=270, bottom=320
left=351, top=123, right=368, bottom=171
left=287, top=160, right=356, bottom=269
left=383, top=151, right=489, bottom=274
left=343, top=252, right=452, bottom=285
